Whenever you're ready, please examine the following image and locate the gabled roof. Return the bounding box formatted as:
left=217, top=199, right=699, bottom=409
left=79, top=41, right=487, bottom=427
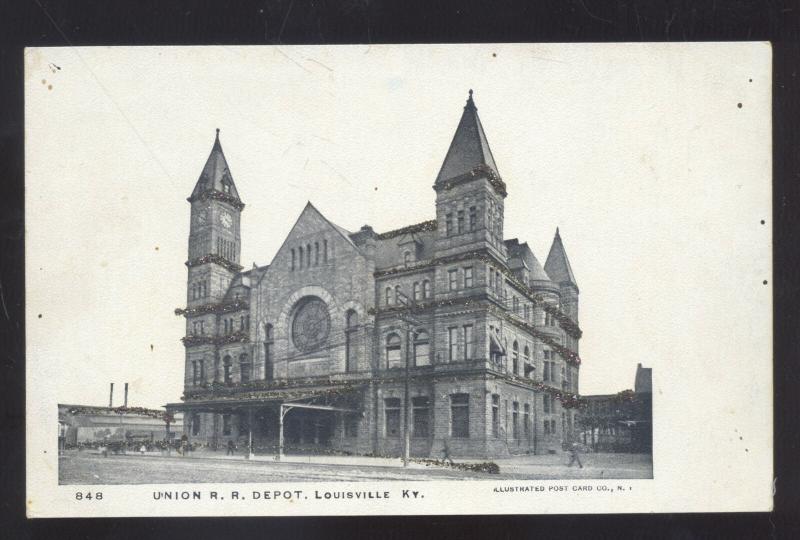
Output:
left=189, top=129, right=241, bottom=202
left=435, top=90, right=500, bottom=184
left=544, top=228, right=578, bottom=289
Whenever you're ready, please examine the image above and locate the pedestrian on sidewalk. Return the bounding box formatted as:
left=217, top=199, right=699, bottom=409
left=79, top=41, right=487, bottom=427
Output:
left=567, top=441, right=583, bottom=469
left=441, top=440, right=454, bottom=466
left=226, top=439, right=236, bottom=456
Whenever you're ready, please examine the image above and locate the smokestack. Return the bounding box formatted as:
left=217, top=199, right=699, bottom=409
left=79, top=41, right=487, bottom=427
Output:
left=124, top=383, right=129, bottom=408
left=109, top=383, right=114, bottom=408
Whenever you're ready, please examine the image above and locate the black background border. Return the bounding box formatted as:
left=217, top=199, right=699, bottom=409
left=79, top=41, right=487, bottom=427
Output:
left=1, top=1, right=798, bottom=538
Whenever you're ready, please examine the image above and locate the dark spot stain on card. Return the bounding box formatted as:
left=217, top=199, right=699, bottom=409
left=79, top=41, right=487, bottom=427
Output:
left=150, top=344, right=154, bottom=351
left=492, top=52, right=497, bottom=57
left=763, top=280, right=768, bottom=285
left=41, top=79, right=46, bottom=85
left=38, top=314, right=42, bottom=319
left=155, top=246, right=160, bottom=251
left=374, top=186, right=378, bottom=191
left=749, top=78, right=753, bottom=82
left=737, top=102, right=742, bottom=108
left=760, top=219, right=765, bottom=225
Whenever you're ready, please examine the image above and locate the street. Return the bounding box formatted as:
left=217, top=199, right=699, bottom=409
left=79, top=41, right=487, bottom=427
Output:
left=59, top=450, right=652, bottom=484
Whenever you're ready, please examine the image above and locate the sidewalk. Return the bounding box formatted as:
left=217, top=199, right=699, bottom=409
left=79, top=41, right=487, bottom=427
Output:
left=83, top=447, right=651, bottom=477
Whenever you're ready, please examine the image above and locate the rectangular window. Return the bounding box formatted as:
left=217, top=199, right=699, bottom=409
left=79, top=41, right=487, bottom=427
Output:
left=544, top=419, right=550, bottom=435
left=199, top=321, right=205, bottom=335
left=463, top=324, right=473, bottom=360
left=512, top=401, right=519, bottom=439
left=489, top=267, right=494, bottom=289
left=192, top=413, right=200, bottom=436
left=544, top=394, right=551, bottom=414
left=412, top=397, right=430, bottom=438
left=524, top=404, right=530, bottom=439
left=451, top=394, right=469, bottom=438
left=449, top=269, right=458, bottom=291
left=222, top=414, right=231, bottom=436
left=323, top=239, right=328, bottom=262
left=445, top=213, right=453, bottom=236
left=385, top=398, right=401, bottom=438
left=457, top=210, right=464, bottom=233
left=448, top=327, right=459, bottom=362
left=491, top=395, right=500, bottom=437
left=464, top=266, right=473, bottom=288
left=469, top=206, right=477, bottom=231
left=240, top=362, right=250, bottom=383
left=192, top=361, right=199, bottom=386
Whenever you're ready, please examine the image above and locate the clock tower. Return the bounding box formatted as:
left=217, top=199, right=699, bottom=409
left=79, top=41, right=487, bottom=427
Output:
left=186, top=129, right=244, bottom=307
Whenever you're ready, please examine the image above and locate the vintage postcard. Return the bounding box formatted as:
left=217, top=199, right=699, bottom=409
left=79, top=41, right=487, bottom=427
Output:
left=25, top=43, right=772, bottom=517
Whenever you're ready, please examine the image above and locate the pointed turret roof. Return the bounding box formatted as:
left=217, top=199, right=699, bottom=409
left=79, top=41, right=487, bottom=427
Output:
left=189, top=129, right=241, bottom=202
left=435, top=90, right=500, bottom=184
left=544, top=228, right=578, bottom=289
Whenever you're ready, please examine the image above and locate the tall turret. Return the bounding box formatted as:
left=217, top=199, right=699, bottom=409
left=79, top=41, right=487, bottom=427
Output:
left=433, top=90, right=507, bottom=261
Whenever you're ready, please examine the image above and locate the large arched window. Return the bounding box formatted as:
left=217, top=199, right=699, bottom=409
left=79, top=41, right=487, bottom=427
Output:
left=423, top=280, right=431, bottom=299
left=386, top=333, right=402, bottom=369
left=345, top=310, right=358, bottom=372
left=414, top=330, right=430, bottom=366
left=223, top=355, right=232, bottom=384
left=239, top=354, right=250, bottom=383
left=394, top=285, right=402, bottom=304
left=512, top=341, right=519, bottom=376
left=264, top=323, right=274, bottom=380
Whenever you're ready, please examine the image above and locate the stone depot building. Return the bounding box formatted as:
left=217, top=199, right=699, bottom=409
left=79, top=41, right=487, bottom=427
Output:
left=167, top=91, right=584, bottom=459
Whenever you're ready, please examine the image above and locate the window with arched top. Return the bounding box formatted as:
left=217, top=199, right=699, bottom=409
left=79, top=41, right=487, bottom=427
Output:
left=423, top=280, right=431, bottom=299
left=414, top=330, right=430, bottom=366
left=386, top=333, right=402, bottom=369
left=385, top=287, right=392, bottom=306
left=413, top=282, right=420, bottom=301
left=345, top=310, right=358, bottom=372
left=239, top=353, right=250, bottom=383
left=223, top=355, right=232, bottom=384
left=512, top=341, right=519, bottom=376
left=264, top=323, right=274, bottom=380
left=394, top=285, right=402, bottom=304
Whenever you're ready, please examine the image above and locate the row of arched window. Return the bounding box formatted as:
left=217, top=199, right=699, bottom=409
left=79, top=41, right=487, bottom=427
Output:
left=290, top=239, right=328, bottom=271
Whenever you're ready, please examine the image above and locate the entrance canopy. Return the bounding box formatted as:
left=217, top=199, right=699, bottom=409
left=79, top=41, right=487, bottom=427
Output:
left=165, top=384, right=365, bottom=414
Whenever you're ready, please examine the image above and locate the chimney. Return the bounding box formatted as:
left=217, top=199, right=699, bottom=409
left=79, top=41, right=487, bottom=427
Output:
left=124, top=383, right=129, bottom=408
left=109, top=383, right=114, bottom=408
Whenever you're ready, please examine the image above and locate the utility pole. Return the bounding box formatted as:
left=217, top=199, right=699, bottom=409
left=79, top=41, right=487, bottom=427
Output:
left=396, top=291, right=421, bottom=468
left=403, top=326, right=411, bottom=467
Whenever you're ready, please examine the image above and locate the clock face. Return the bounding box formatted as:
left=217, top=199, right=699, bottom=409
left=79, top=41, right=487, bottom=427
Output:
left=220, top=211, right=233, bottom=229
left=291, top=297, right=331, bottom=353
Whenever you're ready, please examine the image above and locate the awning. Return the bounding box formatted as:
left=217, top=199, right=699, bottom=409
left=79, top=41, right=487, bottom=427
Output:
left=165, top=384, right=365, bottom=413
left=490, top=332, right=506, bottom=355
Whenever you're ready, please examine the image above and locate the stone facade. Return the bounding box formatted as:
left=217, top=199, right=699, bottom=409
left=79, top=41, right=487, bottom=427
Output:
left=169, top=92, right=584, bottom=458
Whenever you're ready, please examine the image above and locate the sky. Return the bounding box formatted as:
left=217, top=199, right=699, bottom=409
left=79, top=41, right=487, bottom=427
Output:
left=25, top=43, right=771, bottom=411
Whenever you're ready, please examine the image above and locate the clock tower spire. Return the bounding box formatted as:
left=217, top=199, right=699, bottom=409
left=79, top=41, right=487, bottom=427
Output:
left=186, top=129, right=244, bottom=305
